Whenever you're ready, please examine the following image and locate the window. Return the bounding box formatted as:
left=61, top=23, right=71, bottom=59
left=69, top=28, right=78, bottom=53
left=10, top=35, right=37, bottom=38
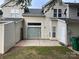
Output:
left=53, top=9, right=57, bottom=17
left=52, top=27, right=56, bottom=37
left=0, top=10, right=3, bottom=15
left=53, top=9, right=62, bottom=17
left=58, top=9, right=62, bottom=17
left=28, top=23, right=41, bottom=26
left=77, top=8, right=79, bottom=16
left=24, top=7, right=29, bottom=13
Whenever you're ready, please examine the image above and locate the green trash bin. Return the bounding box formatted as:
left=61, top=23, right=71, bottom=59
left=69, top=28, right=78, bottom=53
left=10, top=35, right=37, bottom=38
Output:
left=71, top=37, right=79, bottom=51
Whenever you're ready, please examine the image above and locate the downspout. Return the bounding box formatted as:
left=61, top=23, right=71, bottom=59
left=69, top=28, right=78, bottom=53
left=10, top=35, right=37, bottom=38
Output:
left=65, top=18, right=71, bottom=46
left=14, top=22, right=16, bottom=43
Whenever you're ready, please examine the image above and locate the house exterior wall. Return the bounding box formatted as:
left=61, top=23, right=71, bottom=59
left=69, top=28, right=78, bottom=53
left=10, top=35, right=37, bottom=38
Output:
left=52, top=3, right=67, bottom=18
left=67, top=22, right=79, bottom=45
left=51, top=20, right=58, bottom=40
left=43, top=1, right=79, bottom=45
left=44, top=2, right=79, bottom=19
left=2, top=6, right=12, bottom=18
left=44, top=2, right=69, bottom=18
left=2, top=2, right=24, bottom=18
left=68, top=22, right=79, bottom=37
left=23, top=16, right=57, bottom=39
left=69, top=6, right=79, bottom=19
left=53, top=3, right=68, bottom=18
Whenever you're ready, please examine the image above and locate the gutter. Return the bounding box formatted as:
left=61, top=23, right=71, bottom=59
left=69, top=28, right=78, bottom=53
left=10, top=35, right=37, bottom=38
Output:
left=42, top=0, right=56, bottom=13
left=43, top=0, right=54, bottom=8
left=22, top=13, right=45, bottom=17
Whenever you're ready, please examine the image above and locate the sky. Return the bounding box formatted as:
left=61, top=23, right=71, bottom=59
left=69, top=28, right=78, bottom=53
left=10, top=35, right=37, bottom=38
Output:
left=0, top=0, right=79, bottom=8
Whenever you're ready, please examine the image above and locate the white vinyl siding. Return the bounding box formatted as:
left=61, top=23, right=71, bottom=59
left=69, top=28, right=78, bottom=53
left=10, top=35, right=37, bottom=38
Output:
left=69, top=6, right=79, bottom=19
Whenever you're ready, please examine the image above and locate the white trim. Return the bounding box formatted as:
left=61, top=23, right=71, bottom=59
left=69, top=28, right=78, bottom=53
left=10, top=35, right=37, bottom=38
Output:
left=28, top=26, right=41, bottom=27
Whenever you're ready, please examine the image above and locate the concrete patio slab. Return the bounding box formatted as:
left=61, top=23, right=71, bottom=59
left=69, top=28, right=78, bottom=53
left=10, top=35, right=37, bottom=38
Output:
left=68, top=47, right=79, bottom=55
left=16, top=40, right=61, bottom=46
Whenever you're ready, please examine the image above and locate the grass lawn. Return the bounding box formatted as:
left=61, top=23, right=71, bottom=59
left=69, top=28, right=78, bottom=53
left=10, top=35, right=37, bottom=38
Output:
left=1, top=46, right=79, bottom=59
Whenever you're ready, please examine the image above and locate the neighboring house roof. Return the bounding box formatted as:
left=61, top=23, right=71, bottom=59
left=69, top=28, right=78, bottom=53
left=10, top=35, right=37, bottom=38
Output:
left=65, top=2, right=79, bottom=7
left=23, top=9, right=45, bottom=17
left=43, top=0, right=54, bottom=8
left=0, top=0, right=11, bottom=8
left=65, top=2, right=79, bottom=5
left=1, top=18, right=23, bottom=23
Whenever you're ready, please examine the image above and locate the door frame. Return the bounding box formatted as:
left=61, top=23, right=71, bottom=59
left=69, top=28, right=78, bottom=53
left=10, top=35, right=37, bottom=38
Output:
left=27, top=23, right=41, bottom=40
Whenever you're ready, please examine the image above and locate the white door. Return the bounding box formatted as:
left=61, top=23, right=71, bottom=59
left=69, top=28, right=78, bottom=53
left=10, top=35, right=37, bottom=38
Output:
left=27, top=27, right=41, bottom=39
